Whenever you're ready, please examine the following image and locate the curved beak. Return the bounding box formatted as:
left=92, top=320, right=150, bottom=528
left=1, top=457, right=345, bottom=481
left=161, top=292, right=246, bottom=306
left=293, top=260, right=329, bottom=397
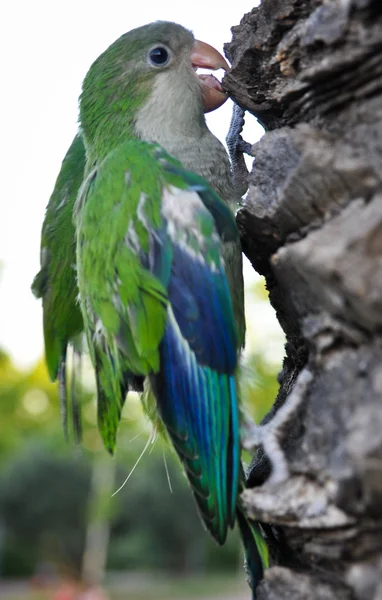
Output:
left=190, top=40, right=229, bottom=113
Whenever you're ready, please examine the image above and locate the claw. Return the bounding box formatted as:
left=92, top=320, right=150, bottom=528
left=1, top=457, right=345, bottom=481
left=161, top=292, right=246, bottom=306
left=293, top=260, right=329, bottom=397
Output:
left=237, top=139, right=253, bottom=156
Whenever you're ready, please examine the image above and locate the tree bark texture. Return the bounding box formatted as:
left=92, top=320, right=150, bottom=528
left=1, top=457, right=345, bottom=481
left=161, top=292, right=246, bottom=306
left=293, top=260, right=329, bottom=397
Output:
left=223, top=1, right=382, bottom=599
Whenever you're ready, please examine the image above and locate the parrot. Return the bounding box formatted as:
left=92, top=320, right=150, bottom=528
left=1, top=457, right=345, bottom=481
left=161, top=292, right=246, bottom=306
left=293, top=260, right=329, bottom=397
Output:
left=75, top=21, right=268, bottom=596
left=32, top=20, right=267, bottom=594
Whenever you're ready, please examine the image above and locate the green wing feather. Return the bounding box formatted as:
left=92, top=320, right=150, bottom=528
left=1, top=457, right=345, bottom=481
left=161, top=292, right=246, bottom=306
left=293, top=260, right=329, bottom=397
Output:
left=75, top=143, right=169, bottom=452
left=32, top=134, right=85, bottom=380
left=32, top=134, right=86, bottom=439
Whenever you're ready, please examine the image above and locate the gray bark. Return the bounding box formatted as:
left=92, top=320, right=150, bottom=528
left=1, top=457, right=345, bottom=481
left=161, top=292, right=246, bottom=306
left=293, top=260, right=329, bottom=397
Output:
left=223, top=1, right=382, bottom=598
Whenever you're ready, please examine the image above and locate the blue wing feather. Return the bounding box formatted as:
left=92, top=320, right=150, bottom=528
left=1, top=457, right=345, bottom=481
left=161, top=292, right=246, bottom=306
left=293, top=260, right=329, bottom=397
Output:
left=149, top=206, right=240, bottom=544
left=168, top=245, right=237, bottom=373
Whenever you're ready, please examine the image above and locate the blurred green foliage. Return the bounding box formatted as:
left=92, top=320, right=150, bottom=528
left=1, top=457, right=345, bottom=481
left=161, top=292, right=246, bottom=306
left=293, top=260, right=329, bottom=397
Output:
left=0, top=352, right=63, bottom=458
left=0, top=355, right=243, bottom=579
left=240, top=353, right=280, bottom=424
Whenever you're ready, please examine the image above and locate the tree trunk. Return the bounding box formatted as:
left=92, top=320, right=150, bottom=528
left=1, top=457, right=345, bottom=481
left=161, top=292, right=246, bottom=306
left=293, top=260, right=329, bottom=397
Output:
left=223, top=1, right=382, bottom=599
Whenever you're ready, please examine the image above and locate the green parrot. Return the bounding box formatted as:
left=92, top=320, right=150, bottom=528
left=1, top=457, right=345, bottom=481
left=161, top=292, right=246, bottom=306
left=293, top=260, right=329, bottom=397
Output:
left=33, top=21, right=265, bottom=594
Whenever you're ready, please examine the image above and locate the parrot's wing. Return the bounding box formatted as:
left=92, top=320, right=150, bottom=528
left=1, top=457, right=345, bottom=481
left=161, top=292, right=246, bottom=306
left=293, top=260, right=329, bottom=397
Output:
left=32, top=134, right=85, bottom=378
left=32, top=134, right=86, bottom=439
left=75, top=143, right=169, bottom=452
left=149, top=155, right=241, bottom=545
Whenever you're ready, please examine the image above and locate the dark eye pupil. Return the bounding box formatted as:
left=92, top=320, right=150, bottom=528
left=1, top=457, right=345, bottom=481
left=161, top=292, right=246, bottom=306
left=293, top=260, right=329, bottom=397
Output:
left=149, top=47, right=169, bottom=65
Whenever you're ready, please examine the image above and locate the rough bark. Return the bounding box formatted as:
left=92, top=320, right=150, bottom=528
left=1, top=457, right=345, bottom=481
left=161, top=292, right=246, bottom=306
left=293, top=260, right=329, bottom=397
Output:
left=223, top=1, right=382, bottom=598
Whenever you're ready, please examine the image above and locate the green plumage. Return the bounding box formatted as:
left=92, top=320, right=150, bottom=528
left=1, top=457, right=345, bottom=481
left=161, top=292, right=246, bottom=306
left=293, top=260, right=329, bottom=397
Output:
left=76, top=148, right=170, bottom=451
left=32, top=134, right=85, bottom=380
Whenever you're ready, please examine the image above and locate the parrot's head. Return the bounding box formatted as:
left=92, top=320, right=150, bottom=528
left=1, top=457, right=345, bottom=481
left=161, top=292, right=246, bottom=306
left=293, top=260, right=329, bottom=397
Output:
left=80, top=21, right=229, bottom=158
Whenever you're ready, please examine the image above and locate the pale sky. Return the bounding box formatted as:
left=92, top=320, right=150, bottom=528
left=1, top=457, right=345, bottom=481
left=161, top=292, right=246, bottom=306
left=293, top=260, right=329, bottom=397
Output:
left=1, top=0, right=283, bottom=370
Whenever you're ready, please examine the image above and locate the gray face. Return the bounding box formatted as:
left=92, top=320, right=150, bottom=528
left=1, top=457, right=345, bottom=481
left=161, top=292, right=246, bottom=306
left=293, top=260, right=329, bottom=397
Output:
left=134, top=24, right=206, bottom=147
left=121, top=22, right=205, bottom=143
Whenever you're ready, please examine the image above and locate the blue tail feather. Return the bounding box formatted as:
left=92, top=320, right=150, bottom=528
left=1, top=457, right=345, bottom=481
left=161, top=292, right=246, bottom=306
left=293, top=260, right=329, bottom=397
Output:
left=151, top=309, right=239, bottom=544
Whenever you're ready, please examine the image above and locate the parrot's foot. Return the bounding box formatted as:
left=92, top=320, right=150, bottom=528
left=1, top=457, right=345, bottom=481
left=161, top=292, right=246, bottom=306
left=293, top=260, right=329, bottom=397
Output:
left=226, top=103, right=252, bottom=197
left=242, top=369, right=314, bottom=485
left=226, top=103, right=252, bottom=155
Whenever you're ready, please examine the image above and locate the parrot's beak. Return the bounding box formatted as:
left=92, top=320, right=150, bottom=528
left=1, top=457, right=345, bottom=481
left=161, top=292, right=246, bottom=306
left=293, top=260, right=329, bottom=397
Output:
left=190, top=40, right=230, bottom=113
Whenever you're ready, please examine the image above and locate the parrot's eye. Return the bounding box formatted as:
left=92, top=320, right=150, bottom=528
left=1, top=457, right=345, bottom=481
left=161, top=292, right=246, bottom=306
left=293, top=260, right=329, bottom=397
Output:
left=148, top=46, right=170, bottom=67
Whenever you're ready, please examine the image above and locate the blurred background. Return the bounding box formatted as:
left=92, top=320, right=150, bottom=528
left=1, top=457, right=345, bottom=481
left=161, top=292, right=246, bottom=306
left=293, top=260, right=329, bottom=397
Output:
left=1, top=0, right=284, bottom=598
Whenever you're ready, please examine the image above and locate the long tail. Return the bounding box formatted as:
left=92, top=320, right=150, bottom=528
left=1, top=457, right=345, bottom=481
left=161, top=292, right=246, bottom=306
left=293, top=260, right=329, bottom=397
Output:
left=237, top=506, right=268, bottom=598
